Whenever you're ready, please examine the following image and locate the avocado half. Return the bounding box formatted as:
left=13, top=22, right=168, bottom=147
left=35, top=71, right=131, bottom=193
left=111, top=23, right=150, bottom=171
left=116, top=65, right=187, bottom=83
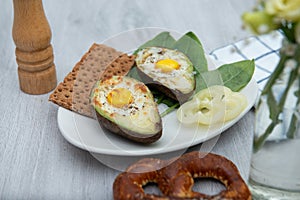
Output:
left=136, top=69, right=195, bottom=103
left=90, top=76, right=162, bottom=144
left=95, top=111, right=162, bottom=144
left=135, top=47, right=196, bottom=104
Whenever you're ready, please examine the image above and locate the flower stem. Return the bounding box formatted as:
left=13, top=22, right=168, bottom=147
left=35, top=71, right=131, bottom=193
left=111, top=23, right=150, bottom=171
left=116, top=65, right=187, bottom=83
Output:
left=260, top=53, right=288, bottom=95
left=254, top=44, right=300, bottom=152
left=287, top=55, right=300, bottom=139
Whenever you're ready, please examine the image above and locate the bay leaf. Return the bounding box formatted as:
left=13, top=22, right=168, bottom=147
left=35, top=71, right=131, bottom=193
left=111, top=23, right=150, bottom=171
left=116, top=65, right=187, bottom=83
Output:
left=172, top=33, right=208, bottom=73
left=218, top=59, right=255, bottom=92
left=133, top=32, right=176, bottom=54
left=195, top=59, right=255, bottom=93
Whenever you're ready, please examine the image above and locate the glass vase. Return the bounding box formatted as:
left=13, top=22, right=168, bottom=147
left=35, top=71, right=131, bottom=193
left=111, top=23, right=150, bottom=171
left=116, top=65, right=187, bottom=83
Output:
left=249, top=40, right=300, bottom=199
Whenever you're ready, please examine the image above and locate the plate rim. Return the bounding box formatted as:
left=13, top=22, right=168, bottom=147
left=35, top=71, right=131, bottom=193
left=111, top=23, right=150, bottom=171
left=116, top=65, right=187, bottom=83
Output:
left=57, top=77, right=258, bottom=156
left=56, top=28, right=259, bottom=156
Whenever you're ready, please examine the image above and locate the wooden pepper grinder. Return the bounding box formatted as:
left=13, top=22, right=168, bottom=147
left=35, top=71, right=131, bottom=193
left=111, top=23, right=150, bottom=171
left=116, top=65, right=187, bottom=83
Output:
left=12, top=0, right=57, bottom=94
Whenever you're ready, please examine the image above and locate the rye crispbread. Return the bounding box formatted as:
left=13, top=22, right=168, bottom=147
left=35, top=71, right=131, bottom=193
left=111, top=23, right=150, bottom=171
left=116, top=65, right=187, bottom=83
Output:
left=49, top=43, right=136, bottom=118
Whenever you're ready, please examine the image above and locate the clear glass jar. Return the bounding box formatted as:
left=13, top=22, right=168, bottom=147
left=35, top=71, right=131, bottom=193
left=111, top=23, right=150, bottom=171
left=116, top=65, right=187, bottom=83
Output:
left=249, top=40, right=300, bottom=199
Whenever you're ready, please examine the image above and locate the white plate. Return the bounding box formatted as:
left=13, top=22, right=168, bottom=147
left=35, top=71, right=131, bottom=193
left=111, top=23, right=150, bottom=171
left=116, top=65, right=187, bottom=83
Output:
left=57, top=28, right=259, bottom=156
left=57, top=78, right=257, bottom=156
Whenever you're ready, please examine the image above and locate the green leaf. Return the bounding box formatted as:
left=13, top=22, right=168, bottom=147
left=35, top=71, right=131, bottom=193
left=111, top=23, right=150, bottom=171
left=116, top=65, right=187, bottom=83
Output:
left=132, top=31, right=208, bottom=111
left=161, top=97, right=178, bottom=107
left=156, top=94, right=164, bottom=104
left=172, top=33, right=208, bottom=73
left=133, top=32, right=176, bottom=54
left=218, top=59, right=255, bottom=92
left=194, top=59, right=255, bottom=93
left=127, top=66, right=141, bottom=81
left=130, top=32, right=255, bottom=118
left=184, top=31, right=202, bottom=45
left=160, top=103, right=180, bottom=117
left=133, top=31, right=207, bottom=73
left=195, top=70, right=223, bottom=93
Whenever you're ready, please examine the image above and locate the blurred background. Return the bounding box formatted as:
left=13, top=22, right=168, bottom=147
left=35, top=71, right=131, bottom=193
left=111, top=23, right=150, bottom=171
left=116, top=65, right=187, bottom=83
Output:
left=1, top=0, right=255, bottom=81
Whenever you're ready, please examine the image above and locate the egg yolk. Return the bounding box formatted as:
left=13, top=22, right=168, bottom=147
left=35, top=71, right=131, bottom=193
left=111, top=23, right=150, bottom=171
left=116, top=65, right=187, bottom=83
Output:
left=155, top=59, right=180, bottom=72
left=107, top=88, right=134, bottom=108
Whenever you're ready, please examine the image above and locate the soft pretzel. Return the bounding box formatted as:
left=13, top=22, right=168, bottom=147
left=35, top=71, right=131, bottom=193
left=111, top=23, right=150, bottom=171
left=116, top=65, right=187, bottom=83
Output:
left=113, top=151, right=251, bottom=200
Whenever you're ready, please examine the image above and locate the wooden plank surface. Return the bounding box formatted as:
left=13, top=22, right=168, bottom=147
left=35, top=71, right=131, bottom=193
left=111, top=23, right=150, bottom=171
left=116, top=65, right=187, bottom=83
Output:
left=0, top=0, right=255, bottom=199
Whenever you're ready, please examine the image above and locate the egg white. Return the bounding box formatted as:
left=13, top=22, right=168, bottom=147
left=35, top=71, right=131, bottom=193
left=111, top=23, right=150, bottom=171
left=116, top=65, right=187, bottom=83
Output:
left=91, top=76, right=161, bottom=134
left=135, top=47, right=195, bottom=94
left=92, top=76, right=153, bottom=117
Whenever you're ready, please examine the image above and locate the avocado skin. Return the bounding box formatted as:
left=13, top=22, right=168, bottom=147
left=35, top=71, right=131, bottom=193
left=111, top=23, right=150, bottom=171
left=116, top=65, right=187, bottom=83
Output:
left=136, top=68, right=195, bottom=104
left=95, top=109, right=162, bottom=144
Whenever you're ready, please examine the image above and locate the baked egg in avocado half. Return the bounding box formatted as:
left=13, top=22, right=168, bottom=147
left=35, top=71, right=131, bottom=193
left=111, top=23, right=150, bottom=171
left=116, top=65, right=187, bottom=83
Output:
left=90, top=76, right=162, bottom=144
left=135, top=47, right=195, bottom=103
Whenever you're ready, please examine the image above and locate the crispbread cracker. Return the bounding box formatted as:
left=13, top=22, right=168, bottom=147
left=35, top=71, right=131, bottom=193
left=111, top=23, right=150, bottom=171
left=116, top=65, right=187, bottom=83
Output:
left=101, top=53, right=136, bottom=81
left=49, top=43, right=136, bottom=118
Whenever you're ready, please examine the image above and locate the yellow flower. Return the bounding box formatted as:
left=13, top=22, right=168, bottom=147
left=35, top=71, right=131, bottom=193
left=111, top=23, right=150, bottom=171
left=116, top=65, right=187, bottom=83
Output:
left=242, top=11, right=278, bottom=34
left=265, top=0, right=300, bottom=22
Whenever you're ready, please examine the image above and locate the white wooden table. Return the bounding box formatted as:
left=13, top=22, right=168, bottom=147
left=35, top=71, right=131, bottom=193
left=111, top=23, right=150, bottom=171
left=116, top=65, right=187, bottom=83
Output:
left=0, top=0, right=255, bottom=199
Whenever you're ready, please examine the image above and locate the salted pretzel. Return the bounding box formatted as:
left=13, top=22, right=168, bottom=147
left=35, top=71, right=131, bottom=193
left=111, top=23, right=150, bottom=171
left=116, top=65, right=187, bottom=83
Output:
left=113, top=151, right=251, bottom=200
